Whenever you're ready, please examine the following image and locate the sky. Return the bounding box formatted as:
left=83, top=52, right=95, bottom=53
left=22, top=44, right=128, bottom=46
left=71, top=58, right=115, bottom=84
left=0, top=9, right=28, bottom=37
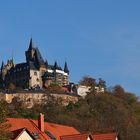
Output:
left=0, top=0, right=140, bottom=96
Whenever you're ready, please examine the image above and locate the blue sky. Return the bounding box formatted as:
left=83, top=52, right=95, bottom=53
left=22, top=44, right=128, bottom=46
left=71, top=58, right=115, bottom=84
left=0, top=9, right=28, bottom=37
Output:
left=0, top=0, right=140, bottom=96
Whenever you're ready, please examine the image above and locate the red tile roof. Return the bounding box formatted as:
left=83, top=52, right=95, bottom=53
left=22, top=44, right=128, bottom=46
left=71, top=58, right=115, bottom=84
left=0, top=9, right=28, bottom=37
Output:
left=60, top=133, right=90, bottom=140
left=7, top=118, right=80, bottom=140
left=60, top=133, right=118, bottom=140
left=92, top=133, right=118, bottom=140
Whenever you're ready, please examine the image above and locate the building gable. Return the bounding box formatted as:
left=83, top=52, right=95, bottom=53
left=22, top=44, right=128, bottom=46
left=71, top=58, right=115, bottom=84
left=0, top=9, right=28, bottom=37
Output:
left=12, top=128, right=35, bottom=140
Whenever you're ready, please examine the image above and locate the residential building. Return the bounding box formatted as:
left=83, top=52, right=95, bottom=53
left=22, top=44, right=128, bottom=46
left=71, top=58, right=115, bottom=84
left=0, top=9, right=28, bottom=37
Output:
left=7, top=113, right=118, bottom=140
left=77, top=85, right=91, bottom=97
left=60, top=133, right=118, bottom=140
left=8, top=113, right=80, bottom=140
left=11, top=128, right=36, bottom=140
left=77, top=85, right=105, bottom=97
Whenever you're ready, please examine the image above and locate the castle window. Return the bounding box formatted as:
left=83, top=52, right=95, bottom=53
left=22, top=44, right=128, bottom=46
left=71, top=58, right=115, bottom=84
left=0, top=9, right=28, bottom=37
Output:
left=34, top=72, right=37, bottom=76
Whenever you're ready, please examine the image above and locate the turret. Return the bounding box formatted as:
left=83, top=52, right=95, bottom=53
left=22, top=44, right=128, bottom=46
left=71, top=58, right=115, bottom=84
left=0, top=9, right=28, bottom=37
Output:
left=54, top=61, right=58, bottom=69
left=28, top=38, right=33, bottom=51
left=64, top=62, right=69, bottom=74
left=1, top=61, right=4, bottom=71
left=45, top=59, right=48, bottom=67
left=7, top=59, right=14, bottom=70
left=25, top=38, right=35, bottom=62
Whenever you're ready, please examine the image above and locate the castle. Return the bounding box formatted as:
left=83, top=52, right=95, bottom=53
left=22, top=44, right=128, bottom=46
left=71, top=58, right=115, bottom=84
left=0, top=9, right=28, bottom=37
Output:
left=0, top=38, right=69, bottom=89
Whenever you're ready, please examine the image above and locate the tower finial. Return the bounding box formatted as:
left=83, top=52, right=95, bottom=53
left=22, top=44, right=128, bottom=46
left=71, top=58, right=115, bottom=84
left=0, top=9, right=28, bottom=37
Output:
left=29, top=38, right=33, bottom=50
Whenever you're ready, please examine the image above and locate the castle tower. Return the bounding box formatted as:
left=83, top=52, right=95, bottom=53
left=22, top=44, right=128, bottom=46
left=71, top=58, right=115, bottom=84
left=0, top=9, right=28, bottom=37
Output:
left=54, top=61, right=58, bottom=69
left=0, top=61, right=4, bottom=71
left=64, top=61, right=69, bottom=74
left=63, top=61, right=69, bottom=85
left=25, top=38, right=36, bottom=63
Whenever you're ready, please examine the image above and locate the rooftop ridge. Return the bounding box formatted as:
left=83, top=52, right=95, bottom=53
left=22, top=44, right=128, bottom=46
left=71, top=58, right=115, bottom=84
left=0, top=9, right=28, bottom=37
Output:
left=29, top=119, right=48, bottom=140
left=60, top=133, right=90, bottom=137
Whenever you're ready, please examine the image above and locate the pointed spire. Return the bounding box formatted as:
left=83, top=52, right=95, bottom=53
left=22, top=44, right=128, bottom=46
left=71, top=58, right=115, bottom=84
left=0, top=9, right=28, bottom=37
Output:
left=54, top=61, right=58, bottom=69
left=11, top=51, right=14, bottom=65
left=1, top=61, right=4, bottom=71
left=45, top=59, right=48, bottom=67
left=28, top=38, right=33, bottom=50
left=64, top=61, right=69, bottom=74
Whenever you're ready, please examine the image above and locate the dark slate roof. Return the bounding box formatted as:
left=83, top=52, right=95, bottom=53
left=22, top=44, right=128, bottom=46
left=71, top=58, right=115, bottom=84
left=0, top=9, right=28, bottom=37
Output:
left=42, top=71, right=54, bottom=78
left=28, top=38, right=33, bottom=51
left=54, top=61, right=62, bottom=70
left=35, top=47, right=45, bottom=66
left=15, top=63, right=28, bottom=69
left=64, top=62, right=69, bottom=74
left=54, top=61, right=58, bottom=69
left=1, top=61, right=4, bottom=70
left=9, top=63, right=29, bottom=73
left=56, top=66, right=62, bottom=70
left=29, top=61, right=38, bottom=70
left=45, top=59, right=48, bottom=67
left=48, top=65, right=54, bottom=70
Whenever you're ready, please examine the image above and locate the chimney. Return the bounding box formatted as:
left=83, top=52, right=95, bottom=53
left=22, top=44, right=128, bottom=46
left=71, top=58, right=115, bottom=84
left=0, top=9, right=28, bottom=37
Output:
left=38, top=113, right=44, bottom=132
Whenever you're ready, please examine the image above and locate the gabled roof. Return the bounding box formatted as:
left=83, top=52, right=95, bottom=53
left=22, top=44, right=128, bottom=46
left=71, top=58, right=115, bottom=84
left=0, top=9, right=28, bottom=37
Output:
left=11, top=128, right=36, bottom=140
left=60, top=133, right=91, bottom=140
left=92, top=133, right=118, bottom=140
left=7, top=118, right=80, bottom=140
left=32, top=120, right=80, bottom=140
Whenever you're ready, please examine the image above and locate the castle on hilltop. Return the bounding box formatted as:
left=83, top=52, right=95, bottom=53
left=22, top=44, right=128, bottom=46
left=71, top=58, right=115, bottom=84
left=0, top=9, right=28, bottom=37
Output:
left=0, top=38, right=69, bottom=89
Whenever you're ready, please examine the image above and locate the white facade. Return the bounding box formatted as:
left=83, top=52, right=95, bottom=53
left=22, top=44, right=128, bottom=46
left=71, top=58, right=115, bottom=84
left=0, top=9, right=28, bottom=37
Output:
left=29, top=70, right=41, bottom=88
left=95, top=86, right=105, bottom=93
left=87, top=137, right=91, bottom=140
left=77, top=85, right=105, bottom=97
left=77, top=86, right=91, bottom=97
left=16, top=130, right=33, bottom=140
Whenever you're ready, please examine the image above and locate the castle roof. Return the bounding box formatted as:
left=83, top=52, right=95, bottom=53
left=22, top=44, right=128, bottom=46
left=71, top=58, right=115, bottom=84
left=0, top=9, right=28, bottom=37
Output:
left=64, top=62, right=69, bottom=74
left=28, top=38, right=34, bottom=51
left=29, top=61, right=38, bottom=70
left=35, top=47, right=45, bottom=67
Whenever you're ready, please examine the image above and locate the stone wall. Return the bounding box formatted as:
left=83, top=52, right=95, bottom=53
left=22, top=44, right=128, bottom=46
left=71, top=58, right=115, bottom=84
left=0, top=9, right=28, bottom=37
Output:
left=0, top=92, right=78, bottom=108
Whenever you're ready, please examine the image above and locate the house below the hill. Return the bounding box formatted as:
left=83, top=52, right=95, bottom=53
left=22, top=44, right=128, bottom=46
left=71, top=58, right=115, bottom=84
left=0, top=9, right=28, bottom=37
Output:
left=60, top=133, right=118, bottom=140
left=7, top=113, right=80, bottom=140
left=7, top=113, right=119, bottom=140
